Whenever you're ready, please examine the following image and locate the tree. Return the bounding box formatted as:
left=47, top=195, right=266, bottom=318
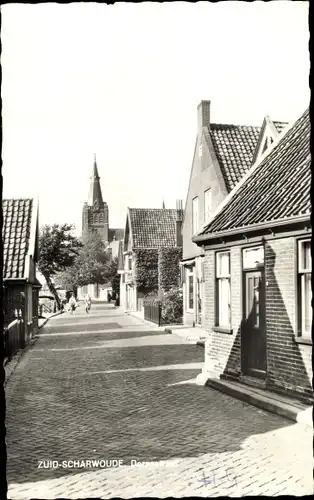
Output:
left=54, top=231, right=112, bottom=291
left=38, top=224, right=82, bottom=309
left=103, top=257, right=120, bottom=295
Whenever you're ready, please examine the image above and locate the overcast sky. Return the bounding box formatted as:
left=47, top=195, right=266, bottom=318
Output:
left=2, top=1, right=310, bottom=234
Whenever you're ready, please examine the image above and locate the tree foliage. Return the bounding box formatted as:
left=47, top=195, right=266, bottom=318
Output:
left=55, top=232, right=119, bottom=290
left=38, top=224, right=82, bottom=308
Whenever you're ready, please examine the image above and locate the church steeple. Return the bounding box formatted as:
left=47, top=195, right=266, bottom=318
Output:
left=88, top=154, right=104, bottom=206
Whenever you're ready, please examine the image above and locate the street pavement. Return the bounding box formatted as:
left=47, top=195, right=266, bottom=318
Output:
left=5, top=301, right=313, bottom=498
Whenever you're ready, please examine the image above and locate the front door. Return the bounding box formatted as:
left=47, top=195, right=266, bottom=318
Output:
left=242, top=270, right=266, bottom=378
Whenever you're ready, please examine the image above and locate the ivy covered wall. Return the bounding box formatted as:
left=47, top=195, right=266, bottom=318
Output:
left=158, top=247, right=183, bottom=293
left=134, top=249, right=159, bottom=293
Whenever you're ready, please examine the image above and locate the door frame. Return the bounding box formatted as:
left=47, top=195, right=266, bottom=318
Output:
left=241, top=265, right=267, bottom=379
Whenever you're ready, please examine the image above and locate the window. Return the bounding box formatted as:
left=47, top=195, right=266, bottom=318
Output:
left=216, top=251, right=231, bottom=328
left=192, top=197, right=199, bottom=234
left=128, top=256, right=132, bottom=271
left=204, top=188, right=212, bottom=224
left=298, top=239, right=312, bottom=338
left=186, top=268, right=194, bottom=311
left=243, top=246, right=264, bottom=269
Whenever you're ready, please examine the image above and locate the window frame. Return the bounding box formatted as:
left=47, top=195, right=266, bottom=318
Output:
left=204, top=188, right=212, bottom=225
left=215, top=251, right=231, bottom=330
left=192, top=196, right=199, bottom=235
left=186, top=267, right=194, bottom=312
left=297, top=238, right=312, bottom=341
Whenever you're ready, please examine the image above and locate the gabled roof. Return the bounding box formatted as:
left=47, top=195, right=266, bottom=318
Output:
left=208, top=123, right=261, bottom=192
left=251, top=117, right=288, bottom=165
left=194, top=109, right=310, bottom=240
left=206, top=119, right=288, bottom=193
left=2, top=198, right=38, bottom=279
left=127, top=208, right=178, bottom=249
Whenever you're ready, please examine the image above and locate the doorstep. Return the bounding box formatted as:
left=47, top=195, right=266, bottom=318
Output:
left=206, top=377, right=313, bottom=428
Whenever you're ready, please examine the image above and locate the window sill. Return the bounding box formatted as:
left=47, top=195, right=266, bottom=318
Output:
left=213, top=326, right=233, bottom=334
left=294, top=337, right=312, bottom=346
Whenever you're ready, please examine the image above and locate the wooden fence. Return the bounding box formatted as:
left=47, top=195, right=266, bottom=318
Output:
left=3, top=318, right=24, bottom=365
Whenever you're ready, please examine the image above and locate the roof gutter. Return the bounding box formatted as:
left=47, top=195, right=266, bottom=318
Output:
left=192, top=214, right=311, bottom=244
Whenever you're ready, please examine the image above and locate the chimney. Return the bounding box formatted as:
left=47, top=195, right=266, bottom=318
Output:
left=175, top=199, right=183, bottom=247
left=197, top=100, right=211, bottom=137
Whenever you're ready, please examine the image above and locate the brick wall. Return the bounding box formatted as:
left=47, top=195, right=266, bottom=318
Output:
left=202, top=236, right=312, bottom=401
left=265, top=238, right=312, bottom=400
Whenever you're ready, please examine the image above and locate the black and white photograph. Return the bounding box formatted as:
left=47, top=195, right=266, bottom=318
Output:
left=1, top=1, right=312, bottom=498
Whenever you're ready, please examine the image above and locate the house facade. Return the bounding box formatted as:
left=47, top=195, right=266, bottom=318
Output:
left=119, top=204, right=183, bottom=314
left=181, top=100, right=287, bottom=328
left=193, top=109, right=312, bottom=403
left=3, top=198, right=41, bottom=343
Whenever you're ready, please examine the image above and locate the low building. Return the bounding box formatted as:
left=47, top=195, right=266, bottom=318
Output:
left=119, top=203, right=183, bottom=314
left=193, top=109, right=312, bottom=403
left=3, top=198, right=41, bottom=341
left=181, top=100, right=287, bottom=329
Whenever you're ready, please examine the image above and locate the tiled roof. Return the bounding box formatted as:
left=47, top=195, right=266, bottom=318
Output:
left=197, top=109, right=310, bottom=237
left=208, top=123, right=261, bottom=192
left=2, top=199, right=34, bottom=279
left=129, top=208, right=178, bottom=248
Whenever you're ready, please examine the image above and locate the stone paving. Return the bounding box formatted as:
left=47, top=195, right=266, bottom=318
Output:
left=5, top=302, right=313, bottom=498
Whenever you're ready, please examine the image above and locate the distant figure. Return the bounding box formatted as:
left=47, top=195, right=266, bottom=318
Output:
left=68, top=294, right=77, bottom=314
left=84, top=293, right=91, bottom=313
left=107, top=291, right=112, bottom=304
left=115, top=292, right=119, bottom=308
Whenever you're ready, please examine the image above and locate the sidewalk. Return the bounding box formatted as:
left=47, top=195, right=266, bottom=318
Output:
left=125, top=308, right=207, bottom=344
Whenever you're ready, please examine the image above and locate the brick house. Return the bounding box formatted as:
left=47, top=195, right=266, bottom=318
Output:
left=119, top=204, right=183, bottom=314
left=3, top=198, right=41, bottom=341
left=193, top=109, right=312, bottom=403
left=181, top=100, right=287, bottom=329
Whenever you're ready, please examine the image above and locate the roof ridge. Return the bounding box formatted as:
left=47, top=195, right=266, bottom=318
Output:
left=210, top=122, right=261, bottom=129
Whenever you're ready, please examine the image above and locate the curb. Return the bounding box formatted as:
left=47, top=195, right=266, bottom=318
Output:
left=206, top=378, right=312, bottom=428
left=38, top=310, right=64, bottom=330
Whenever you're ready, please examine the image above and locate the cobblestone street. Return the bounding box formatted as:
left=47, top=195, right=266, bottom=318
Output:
left=6, top=302, right=313, bottom=498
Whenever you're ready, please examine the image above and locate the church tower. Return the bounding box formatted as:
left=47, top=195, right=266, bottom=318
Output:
left=82, top=155, right=109, bottom=245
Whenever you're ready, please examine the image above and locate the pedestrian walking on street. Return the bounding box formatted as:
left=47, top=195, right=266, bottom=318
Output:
left=84, top=293, right=91, bottom=313
left=107, top=291, right=112, bottom=304
left=68, top=293, right=77, bottom=314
